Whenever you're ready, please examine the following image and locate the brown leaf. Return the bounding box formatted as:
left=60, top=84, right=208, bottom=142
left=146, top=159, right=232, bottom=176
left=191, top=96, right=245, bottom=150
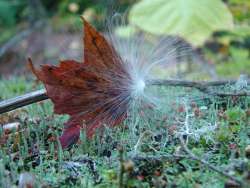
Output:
left=29, top=19, right=131, bottom=148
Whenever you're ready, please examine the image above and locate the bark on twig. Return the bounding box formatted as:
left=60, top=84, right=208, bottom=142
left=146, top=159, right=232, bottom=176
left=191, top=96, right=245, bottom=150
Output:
left=0, top=89, right=47, bottom=114
left=0, top=79, right=249, bottom=114
left=149, top=79, right=249, bottom=91
left=131, top=137, right=244, bottom=186
left=149, top=79, right=250, bottom=96
left=178, top=136, right=243, bottom=186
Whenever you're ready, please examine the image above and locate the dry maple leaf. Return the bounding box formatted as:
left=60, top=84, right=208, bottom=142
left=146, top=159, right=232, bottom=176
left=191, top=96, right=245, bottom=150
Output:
left=29, top=19, right=133, bottom=148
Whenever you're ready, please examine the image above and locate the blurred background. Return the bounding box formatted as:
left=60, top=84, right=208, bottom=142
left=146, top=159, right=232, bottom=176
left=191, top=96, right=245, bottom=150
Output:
left=0, top=0, right=249, bottom=79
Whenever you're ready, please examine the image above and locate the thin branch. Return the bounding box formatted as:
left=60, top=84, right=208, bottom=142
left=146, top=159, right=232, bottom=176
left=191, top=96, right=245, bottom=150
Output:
left=0, top=89, right=47, bottom=114
left=0, top=79, right=249, bottom=114
left=208, top=91, right=250, bottom=97
left=178, top=136, right=243, bottom=186
left=133, top=130, right=155, bottom=154
left=148, top=79, right=239, bottom=88
left=148, top=79, right=250, bottom=96
left=131, top=136, right=244, bottom=184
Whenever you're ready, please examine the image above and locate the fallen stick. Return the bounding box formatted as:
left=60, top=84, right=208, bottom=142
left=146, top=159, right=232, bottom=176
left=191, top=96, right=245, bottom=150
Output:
left=0, top=79, right=249, bottom=114
left=0, top=89, right=47, bottom=114
left=178, top=136, right=243, bottom=186
left=131, top=141, right=244, bottom=186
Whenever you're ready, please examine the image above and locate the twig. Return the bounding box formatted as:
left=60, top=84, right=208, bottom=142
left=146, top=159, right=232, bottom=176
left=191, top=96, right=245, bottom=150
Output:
left=178, top=136, right=243, bottom=186
left=63, top=155, right=102, bottom=184
left=208, top=91, right=250, bottom=97
left=131, top=138, right=244, bottom=185
left=148, top=79, right=244, bottom=87
left=0, top=79, right=249, bottom=114
left=130, top=153, right=188, bottom=163
left=148, top=79, right=250, bottom=96
left=0, top=89, right=47, bottom=114
left=133, top=130, right=155, bottom=154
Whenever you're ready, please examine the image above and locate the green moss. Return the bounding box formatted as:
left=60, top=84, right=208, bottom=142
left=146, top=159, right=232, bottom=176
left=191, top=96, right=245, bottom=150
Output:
left=0, top=78, right=249, bottom=187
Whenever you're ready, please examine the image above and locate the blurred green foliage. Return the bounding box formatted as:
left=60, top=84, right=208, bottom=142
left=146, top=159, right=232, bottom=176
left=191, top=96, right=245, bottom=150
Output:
left=129, top=0, right=234, bottom=46
left=0, top=0, right=132, bottom=30
left=0, top=0, right=249, bottom=78
left=205, top=0, right=250, bottom=77
left=228, top=0, right=250, bottom=22
left=0, top=1, right=17, bottom=26
left=0, top=0, right=25, bottom=43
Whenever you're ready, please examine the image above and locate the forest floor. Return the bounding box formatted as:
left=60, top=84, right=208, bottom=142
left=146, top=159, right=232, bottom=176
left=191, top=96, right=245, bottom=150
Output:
left=0, top=78, right=249, bottom=187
